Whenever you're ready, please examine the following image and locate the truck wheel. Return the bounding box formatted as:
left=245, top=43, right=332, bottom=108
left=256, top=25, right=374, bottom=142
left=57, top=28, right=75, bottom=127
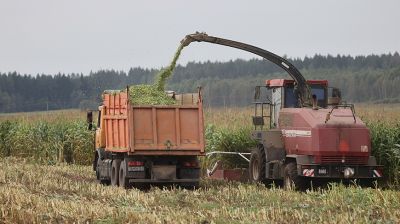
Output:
left=96, top=156, right=111, bottom=185
left=283, top=162, right=307, bottom=191
left=249, top=146, right=267, bottom=184
left=119, top=160, right=129, bottom=189
left=111, top=159, right=121, bottom=186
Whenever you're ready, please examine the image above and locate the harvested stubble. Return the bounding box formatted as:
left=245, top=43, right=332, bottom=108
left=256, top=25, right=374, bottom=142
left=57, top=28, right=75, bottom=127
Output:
left=128, top=44, right=184, bottom=105
left=0, top=157, right=399, bottom=223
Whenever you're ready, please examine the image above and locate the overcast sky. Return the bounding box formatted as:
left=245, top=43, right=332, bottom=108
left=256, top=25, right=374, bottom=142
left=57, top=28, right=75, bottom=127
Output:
left=1, top=0, right=399, bottom=75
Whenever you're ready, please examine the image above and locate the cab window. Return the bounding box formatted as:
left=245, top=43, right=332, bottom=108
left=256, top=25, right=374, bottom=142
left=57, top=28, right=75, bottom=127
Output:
left=284, top=84, right=327, bottom=108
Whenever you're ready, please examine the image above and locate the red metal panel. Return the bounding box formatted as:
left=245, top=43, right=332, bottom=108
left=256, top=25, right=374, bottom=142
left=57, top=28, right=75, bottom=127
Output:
left=175, top=108, right=181, bottom=149
left=132, top=108, right=153, bottom=147
left=156, top=109, right=176, bottom=148
left=180, top=109, right=199, bottom=146
left=198, top=100, right=205, bottom=152
left=266, top=79, right=286, bottom=87
left=103, top=91, right=129, bottom=152
left=130, top=105, right=204, bottom=154
left=280, top=107, right=370, bottom=164
left=266, top=79, right=328, bottom=87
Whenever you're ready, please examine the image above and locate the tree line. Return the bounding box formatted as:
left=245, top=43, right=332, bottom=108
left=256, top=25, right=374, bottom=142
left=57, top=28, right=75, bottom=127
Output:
left=0, top=53, right=400, bottom=113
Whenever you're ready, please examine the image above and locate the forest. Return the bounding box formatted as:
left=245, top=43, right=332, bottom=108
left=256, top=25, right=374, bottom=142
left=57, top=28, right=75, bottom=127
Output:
left=0, top=53, right=400, bottom=112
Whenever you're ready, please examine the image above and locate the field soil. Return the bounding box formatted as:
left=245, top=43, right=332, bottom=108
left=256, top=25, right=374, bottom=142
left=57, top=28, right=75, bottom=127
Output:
left=0, top=157, right=399, bottom=223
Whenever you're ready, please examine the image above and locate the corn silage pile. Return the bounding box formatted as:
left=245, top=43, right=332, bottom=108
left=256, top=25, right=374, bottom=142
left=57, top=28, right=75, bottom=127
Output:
left=128, top=44, right=184, bottom=105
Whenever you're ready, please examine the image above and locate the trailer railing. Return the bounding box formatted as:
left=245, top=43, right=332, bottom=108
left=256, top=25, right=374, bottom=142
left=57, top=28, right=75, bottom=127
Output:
left=206, top=151, right=251, bottom=176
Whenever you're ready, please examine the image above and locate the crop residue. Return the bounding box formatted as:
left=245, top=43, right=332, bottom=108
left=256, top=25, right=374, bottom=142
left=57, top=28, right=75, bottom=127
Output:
left=128, top=44, right=184, bottom=105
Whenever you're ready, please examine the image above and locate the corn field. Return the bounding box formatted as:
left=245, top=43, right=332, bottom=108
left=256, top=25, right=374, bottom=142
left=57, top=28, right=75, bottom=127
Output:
left=0, top=106, right=400, bottom=188
left=0, top=106, right=400, bottom=223
left=0, top=119, right=93, bottom=165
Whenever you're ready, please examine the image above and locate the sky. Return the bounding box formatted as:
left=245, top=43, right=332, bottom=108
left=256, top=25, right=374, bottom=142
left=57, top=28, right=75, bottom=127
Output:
left=0, top=0, right=399, bottom=75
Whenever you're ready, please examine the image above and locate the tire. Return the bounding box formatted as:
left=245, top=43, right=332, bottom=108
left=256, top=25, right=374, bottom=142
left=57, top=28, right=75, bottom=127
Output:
left=96, top=156, right=111, bottom=185
left=283, top=162, right=308, bottom=191
left=249, top=146, right=267, bottom=184
left=111, top=159, right=121, bottom=186
left=119, top=160, right=130, bottom=189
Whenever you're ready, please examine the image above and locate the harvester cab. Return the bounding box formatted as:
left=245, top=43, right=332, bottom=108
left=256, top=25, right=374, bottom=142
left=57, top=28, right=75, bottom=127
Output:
left=253, top=79, right=342, bottom=129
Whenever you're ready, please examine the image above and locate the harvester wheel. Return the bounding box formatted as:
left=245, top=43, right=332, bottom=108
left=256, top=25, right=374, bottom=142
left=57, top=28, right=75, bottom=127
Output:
left=249, top=146, right=267, bottom=184
left=111, top=159, right=121, bottom=186
left=283, top=162, right=307, bottom=191
left=119, top=160, right=130, bottom=189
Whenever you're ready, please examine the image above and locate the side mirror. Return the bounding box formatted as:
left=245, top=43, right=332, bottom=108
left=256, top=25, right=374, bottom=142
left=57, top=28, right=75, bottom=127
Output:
left=254, top=86, right=261, bottom=100
left=332, top=88, right=341, bottom=98
left=328, top=87, right=342, bottom=105
left=87, top=111, right=93, bottom=130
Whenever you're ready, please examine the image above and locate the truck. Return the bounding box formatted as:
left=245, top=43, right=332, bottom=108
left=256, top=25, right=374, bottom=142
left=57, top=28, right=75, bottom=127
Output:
left=181, top=33, right=383, bottom=189
left=88, top=88, right=205, bottom=189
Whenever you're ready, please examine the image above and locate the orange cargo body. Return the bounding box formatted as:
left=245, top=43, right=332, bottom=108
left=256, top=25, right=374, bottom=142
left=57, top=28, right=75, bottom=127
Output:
left=102, top=91, right=205, bottom=156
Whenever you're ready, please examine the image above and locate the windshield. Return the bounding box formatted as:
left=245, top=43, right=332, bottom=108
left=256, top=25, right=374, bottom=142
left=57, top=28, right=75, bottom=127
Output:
left=284, top=84, right=327, bottom=108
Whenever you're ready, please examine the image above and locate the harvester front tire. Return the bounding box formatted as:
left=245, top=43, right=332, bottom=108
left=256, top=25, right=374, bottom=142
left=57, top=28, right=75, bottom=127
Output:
left=249, top=146, right=267, bottom=184
left=283, top=162, right=307, bottom=191
left=111, top=159, right=121, bottom=186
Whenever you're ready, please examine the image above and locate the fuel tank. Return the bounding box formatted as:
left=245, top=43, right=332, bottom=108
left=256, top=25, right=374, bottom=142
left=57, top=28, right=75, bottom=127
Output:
left=279, top=107, right=371, bottom=165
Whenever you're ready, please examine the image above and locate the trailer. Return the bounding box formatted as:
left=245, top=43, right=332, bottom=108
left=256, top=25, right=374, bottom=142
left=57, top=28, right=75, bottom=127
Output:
left=88, top=88, right=205, bottom=189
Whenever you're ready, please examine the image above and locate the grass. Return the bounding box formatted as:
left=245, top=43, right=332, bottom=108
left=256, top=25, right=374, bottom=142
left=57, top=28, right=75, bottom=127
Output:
left=0, top=157, right=399, bottom=223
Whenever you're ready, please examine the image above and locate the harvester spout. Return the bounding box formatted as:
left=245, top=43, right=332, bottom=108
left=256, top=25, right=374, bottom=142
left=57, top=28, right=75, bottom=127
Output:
left=180, top=32, right=312, bottom=107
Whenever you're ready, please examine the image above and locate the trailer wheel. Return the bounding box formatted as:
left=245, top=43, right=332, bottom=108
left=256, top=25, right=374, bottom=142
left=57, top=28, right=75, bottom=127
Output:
left=249, top=146, right=267, bottom=184
left=119, top=160, right=130, bottom=189
left=283, top=162, right=307, bottom=191
left=111, top=159, right=121, bottom=186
